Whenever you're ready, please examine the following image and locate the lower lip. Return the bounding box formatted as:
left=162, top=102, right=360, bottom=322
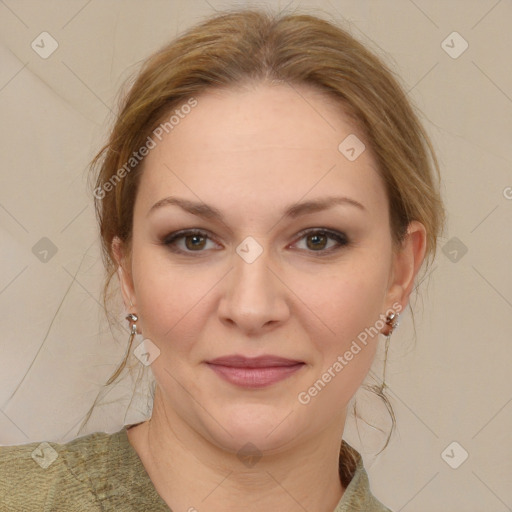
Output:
left=206, top=363, right=304, bottom=388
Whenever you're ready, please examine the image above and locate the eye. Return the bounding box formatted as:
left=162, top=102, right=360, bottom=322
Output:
left=162, top=228, right=349, bottom=256
left=292, top=228, right=349, bottom=255
left=163, top=229, right=218, bottom=254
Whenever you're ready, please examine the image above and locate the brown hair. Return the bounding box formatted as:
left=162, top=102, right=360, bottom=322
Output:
left=85, top=6, right=445, bottom=482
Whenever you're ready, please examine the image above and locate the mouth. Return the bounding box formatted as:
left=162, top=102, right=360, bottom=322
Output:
left=205, top=354, right=305, bottom=388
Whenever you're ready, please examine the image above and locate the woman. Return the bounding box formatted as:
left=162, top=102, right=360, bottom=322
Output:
left=0, top=7, right=444, bottom=511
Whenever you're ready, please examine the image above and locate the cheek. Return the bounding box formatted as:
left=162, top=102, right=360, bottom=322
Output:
left=130, top=246, right=219, bottom=350
left=294, top=254, right=390, bottom=345
left=295, top=255, right=390, bottom=400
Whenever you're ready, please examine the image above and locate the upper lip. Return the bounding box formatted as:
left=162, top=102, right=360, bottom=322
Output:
left=206, top=355, right=304, bottom=368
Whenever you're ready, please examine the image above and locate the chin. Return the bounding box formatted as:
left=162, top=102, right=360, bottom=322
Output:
left=203, top=403, right=303, bottom=454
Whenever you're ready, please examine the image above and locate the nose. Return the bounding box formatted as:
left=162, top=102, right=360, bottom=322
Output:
left=217, top=244, right=290, bottom=334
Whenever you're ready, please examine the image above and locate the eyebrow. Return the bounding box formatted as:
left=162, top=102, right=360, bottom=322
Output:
left=147, top=195, right=366, bottom=221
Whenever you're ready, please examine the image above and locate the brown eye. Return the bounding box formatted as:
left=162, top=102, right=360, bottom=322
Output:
left=294, top=229, right=349, bottom=254
left=184, top=233, right=207, bottom=250
left=306, top=232, right=329, bottom=250
left=163, top=229, right=217, bottom=255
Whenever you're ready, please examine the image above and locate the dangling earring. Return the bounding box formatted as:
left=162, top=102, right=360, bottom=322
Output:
left=384, top=312, right=400, bottom=336
left=105, top=313, right=139, bottom=385
left=379, top=312, right=400, bottom=391
left=126, top=313, right=138, bottom=334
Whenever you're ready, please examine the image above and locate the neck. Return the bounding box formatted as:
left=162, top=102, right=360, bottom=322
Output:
left=128, top=388, right=348, bottom=512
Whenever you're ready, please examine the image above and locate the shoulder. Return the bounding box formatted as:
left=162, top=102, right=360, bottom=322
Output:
left=0, top=429, right=121, bottom=511
left=336, top=441, right=393, bottom=512
left=348, top=459, right=393, bottom=511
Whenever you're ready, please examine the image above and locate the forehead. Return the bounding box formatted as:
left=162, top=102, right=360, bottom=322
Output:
left=159, top=82, right=362, bottom=155
left=136, top=83, right=387, bottom=220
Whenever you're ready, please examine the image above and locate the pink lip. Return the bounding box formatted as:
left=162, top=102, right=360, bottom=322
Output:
left=206, top=355, right=305, bottom=388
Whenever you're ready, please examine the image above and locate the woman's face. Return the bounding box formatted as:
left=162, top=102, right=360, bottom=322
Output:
left=116, top=82, right=421, bottom=454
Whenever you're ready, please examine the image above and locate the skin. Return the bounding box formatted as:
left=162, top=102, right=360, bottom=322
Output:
left=113, top=81, right=426, bottom=512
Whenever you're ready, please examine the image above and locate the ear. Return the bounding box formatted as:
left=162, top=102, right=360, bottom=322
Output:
left=112, top=236, right=136, bottom=310
left=385, top=220, right=427, bottom=311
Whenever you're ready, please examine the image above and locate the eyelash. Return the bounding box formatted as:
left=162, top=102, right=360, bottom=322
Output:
left=162, top=228, right=349, bottom=257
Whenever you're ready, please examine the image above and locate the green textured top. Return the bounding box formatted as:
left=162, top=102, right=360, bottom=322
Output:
left=0, top=424, right=392, bottom=511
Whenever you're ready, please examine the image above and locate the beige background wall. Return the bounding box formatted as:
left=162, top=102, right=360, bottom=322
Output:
left=1, top=1, right=511, bottom=510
